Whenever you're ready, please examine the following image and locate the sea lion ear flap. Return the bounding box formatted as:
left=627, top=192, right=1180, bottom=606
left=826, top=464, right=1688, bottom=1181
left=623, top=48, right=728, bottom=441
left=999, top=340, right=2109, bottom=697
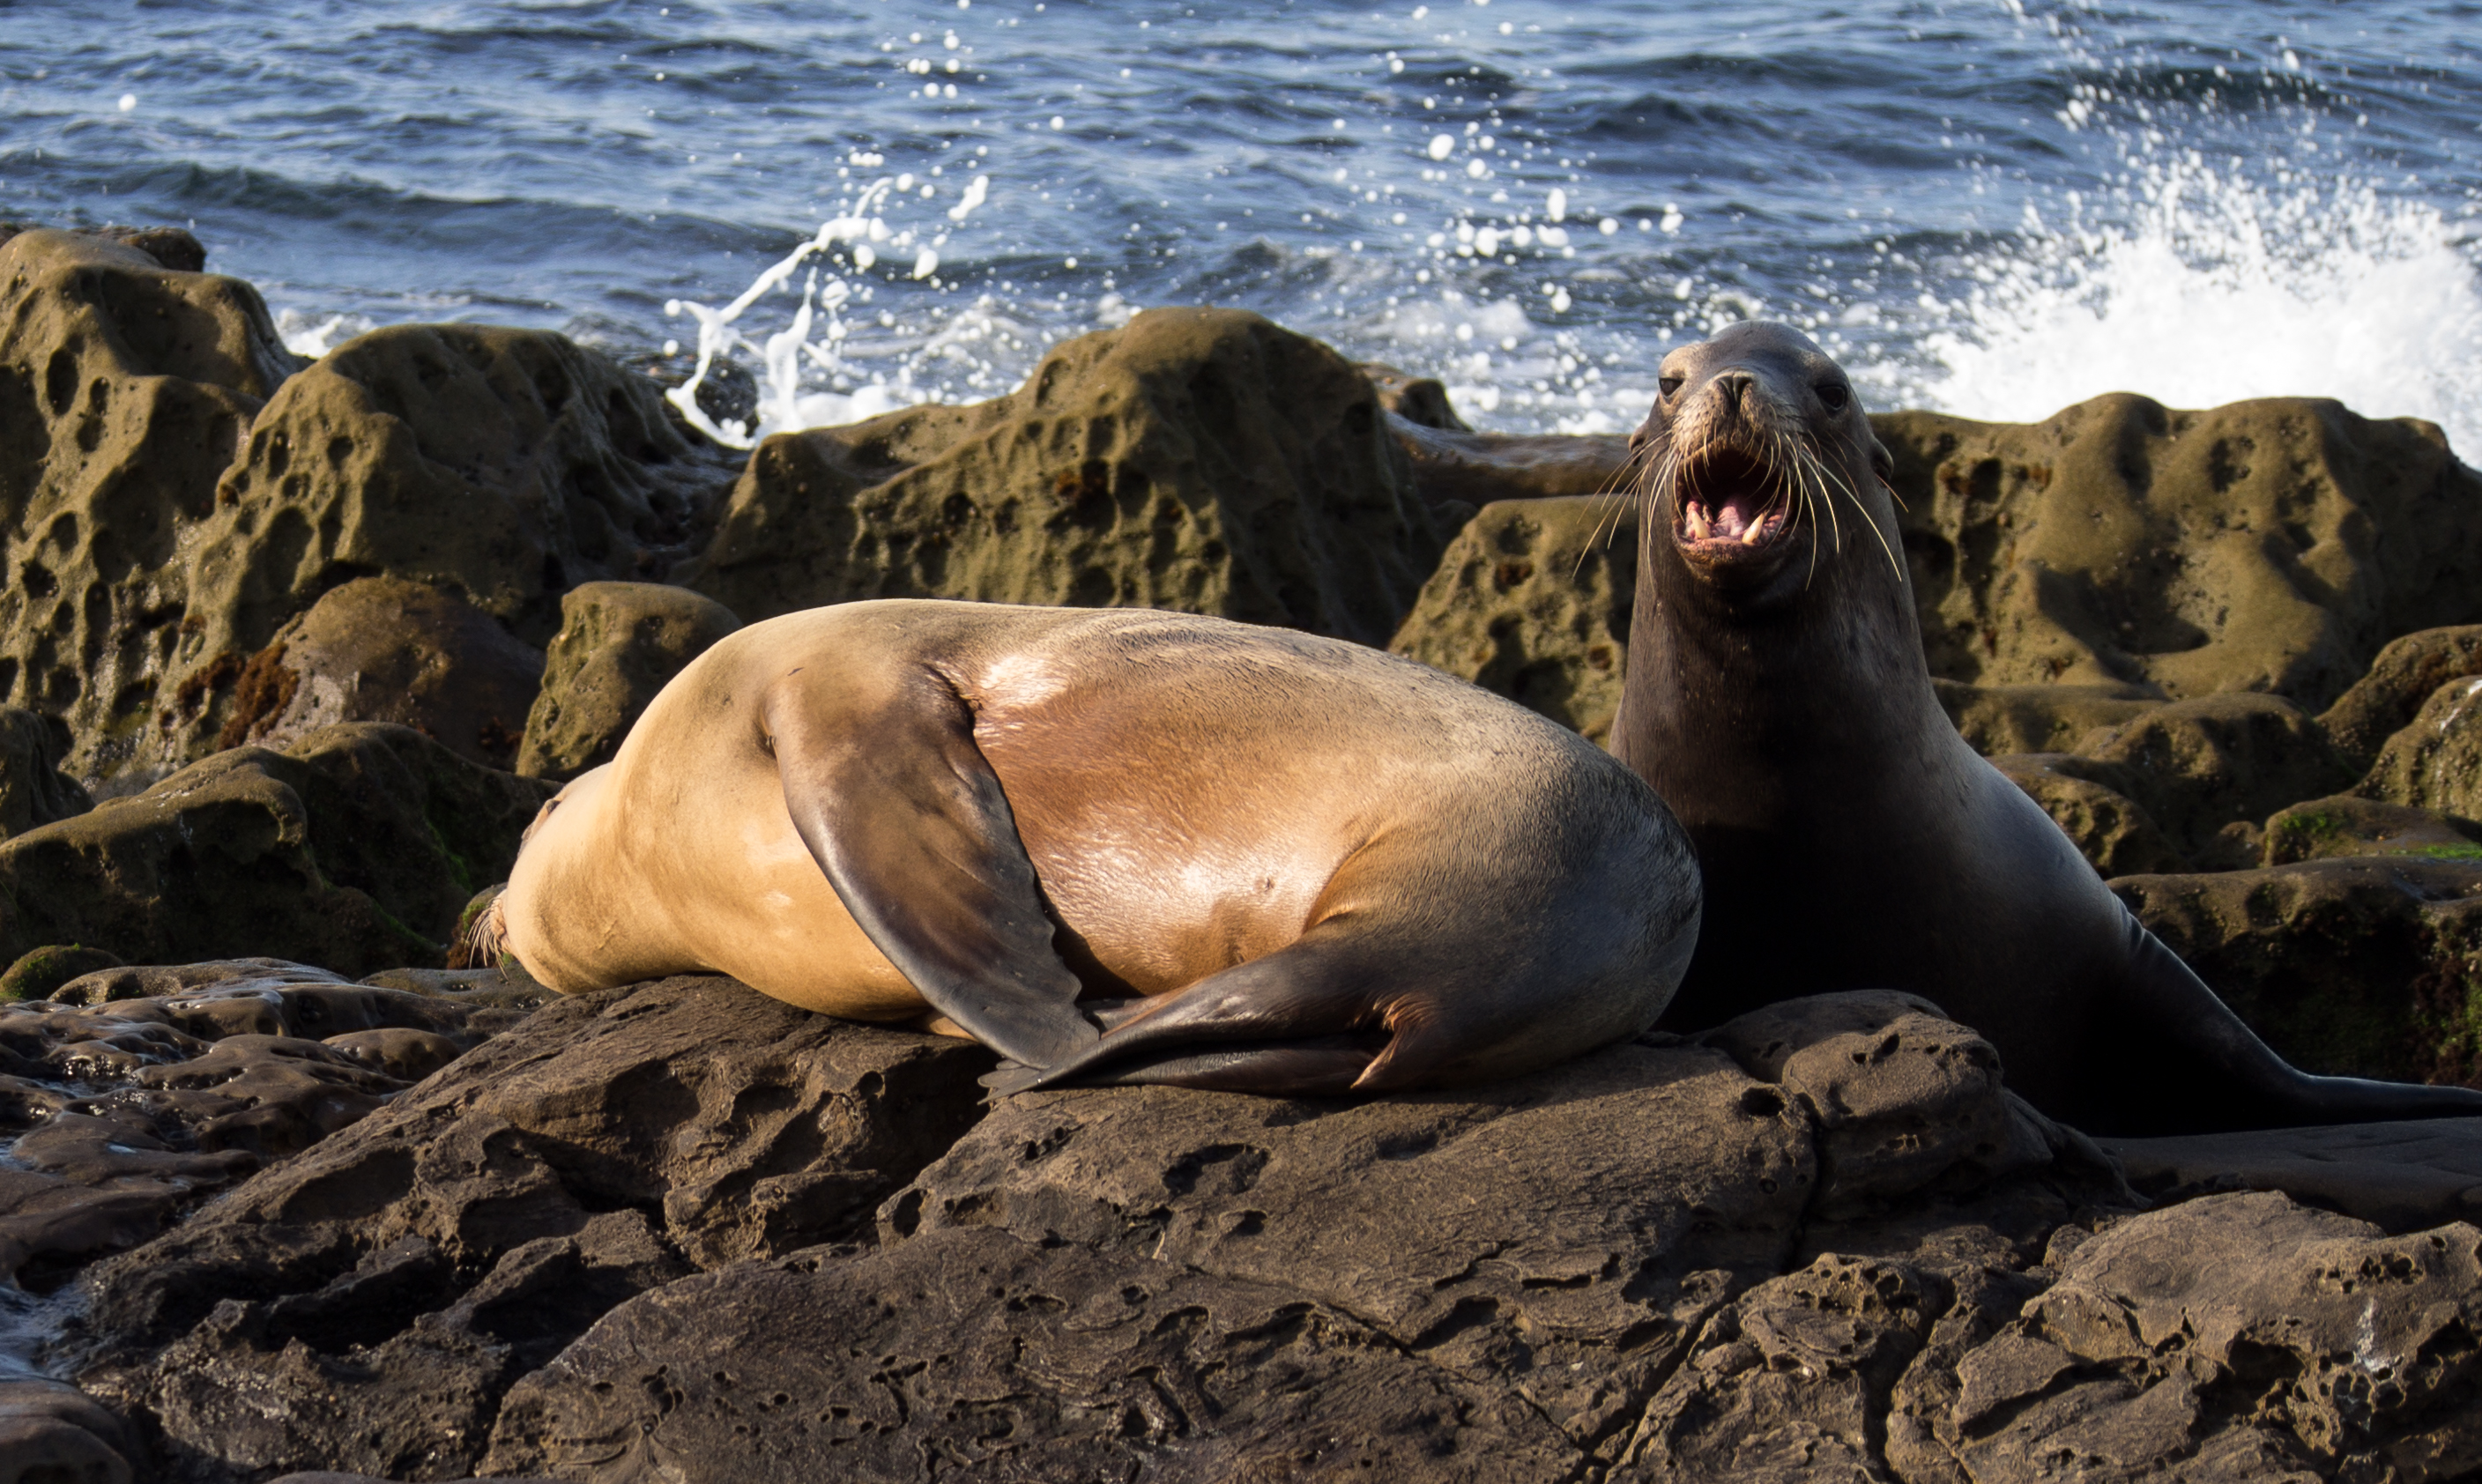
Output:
left=763, top=666, right=1100, bottom=1071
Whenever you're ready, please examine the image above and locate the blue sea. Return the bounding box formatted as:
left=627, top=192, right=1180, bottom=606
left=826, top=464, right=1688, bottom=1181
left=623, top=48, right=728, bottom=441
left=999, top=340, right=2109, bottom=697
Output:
left=5, top=0, right=2481, bottom=452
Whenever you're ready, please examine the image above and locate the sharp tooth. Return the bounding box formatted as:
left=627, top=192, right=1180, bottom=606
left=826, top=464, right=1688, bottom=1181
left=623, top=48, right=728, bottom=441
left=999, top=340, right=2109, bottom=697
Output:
left=1741, top=514, right=1766, bottom=545
left=1685, top=504, right=1712, bottom=539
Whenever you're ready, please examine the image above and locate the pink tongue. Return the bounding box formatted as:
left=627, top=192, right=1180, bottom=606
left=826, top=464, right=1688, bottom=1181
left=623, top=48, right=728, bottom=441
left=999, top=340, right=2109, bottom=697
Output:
left=1713, top=499, right=1762, bottom=539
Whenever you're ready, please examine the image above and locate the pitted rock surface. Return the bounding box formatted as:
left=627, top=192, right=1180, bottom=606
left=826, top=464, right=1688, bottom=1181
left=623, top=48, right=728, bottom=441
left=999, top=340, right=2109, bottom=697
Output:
left=2071, top=692, right=2357, bottom=869
left=2322, top=625, right=2482, bottom=774
left=57, top=976, right=992, bottom=1484
left=2263, top=794, right=2482, bottom=866
left=2354, top=673, right=2482, bottom=827
left=1988, top=753, right=2188, bottom=877
left=1391, top=494, right=1637, bottom=744
left=1931, top=680, right=2164, bottom=760
left=0, top=706, right=88, bottom=842
left=679, top=306, right=1444, bottom=649
left=514, top=580, right=740, bottom=782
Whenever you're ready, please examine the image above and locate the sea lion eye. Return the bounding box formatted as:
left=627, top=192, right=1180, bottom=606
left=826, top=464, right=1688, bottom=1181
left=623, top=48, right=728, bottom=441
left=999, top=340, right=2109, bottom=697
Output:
left=1660, top=375, right=1684, bottom=398
left=1816, top=381, right=1850, bottom=411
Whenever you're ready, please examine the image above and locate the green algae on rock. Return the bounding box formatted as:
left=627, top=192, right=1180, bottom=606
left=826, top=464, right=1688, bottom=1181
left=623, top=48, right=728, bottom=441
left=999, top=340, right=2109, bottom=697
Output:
left=2070, top=692, right=2356, bottom=868
left=1876, top=395, right=2482, bottom=712
left=679, top=307, right=1445, bottom=648
left=2262, top=794, right=2482, bottom=866
left=0, top=723, right=554, bottom=974
left=0, top=943, right=120, bottom=1003
left=516, top=581, right=741, bottom=782
left=1387, top=494, right=1636, bottom=743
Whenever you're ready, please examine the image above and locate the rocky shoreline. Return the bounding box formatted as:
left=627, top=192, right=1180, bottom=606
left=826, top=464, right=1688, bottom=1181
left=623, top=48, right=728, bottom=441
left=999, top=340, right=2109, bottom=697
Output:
left=5, top=221, right=2482, bottom=1481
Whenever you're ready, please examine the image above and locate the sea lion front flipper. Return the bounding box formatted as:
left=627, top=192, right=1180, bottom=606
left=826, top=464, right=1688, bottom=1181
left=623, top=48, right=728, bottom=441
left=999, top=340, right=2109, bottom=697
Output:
left=764, top=664, right=1099, bottom=1071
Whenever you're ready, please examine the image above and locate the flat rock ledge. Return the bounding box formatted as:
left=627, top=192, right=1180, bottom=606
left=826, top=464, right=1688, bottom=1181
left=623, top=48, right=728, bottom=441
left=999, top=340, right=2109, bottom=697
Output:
left=1, top=977, right=2463, bottom=1483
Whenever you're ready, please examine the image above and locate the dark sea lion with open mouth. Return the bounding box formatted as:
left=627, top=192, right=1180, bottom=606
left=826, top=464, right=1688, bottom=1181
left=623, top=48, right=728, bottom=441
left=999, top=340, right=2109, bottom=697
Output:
left=1610, top=320, right=2482, bottom=1135
left=469, top=601, right=1702, bottom=1095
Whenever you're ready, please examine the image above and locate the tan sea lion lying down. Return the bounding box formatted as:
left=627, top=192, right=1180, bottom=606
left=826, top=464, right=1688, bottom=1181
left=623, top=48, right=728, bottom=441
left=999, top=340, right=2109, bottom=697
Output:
left=469, top=600, right=1703, bottom=1094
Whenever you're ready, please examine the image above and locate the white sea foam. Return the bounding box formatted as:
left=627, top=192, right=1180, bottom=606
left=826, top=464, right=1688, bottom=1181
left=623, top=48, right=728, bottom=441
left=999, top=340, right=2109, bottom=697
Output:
left=1893, top=154, right=2482, bottom=456
left=275, top=308, right=375, bottom=358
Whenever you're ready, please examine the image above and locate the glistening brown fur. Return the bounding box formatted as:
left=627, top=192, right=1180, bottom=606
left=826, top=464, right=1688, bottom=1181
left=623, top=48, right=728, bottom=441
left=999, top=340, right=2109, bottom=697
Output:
left=492, top=601, right=1703, bottom=1094
left=1610, top=321, right=2482, bottom=1135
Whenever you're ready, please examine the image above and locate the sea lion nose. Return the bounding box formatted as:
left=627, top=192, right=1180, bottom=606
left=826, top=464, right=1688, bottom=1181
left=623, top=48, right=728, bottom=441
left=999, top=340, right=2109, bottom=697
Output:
left=1714, top=371, right=1751, bottom=412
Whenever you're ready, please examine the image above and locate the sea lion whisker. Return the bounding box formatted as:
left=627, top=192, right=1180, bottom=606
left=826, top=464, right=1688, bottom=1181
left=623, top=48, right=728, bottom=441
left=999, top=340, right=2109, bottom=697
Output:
left=1806, top=438, right=1904, bottom=582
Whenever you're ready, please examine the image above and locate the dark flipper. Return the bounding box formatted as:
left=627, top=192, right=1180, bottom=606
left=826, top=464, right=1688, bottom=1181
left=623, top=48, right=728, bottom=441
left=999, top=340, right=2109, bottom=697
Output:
left=2076, top=914, right=2482, bottom=1136
left=985, top=1035, right=1383, bottom=1098
left=764, top=664, right=1098, bottom=1071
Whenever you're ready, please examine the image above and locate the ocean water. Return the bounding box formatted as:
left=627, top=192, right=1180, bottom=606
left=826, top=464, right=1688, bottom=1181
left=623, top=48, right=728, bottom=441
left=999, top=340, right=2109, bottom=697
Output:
left=6, top=0, right=2480, bottom=452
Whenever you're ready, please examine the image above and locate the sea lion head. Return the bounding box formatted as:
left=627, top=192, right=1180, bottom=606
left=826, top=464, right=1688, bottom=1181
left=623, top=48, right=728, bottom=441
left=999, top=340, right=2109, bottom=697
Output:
left=1630, top=321, right=1898, bottom=607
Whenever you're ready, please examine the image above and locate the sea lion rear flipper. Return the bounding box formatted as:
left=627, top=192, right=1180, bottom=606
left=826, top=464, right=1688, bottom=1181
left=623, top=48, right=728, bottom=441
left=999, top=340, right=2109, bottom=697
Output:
left=765, top=664, right=1099, bottom=1071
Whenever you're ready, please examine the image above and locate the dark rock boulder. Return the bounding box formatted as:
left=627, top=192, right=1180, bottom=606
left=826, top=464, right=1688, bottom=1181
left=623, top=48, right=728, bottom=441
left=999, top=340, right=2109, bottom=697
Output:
left=0, top=707, right=89, bottom=840
left=1878, top=395, right=2482, bottom=711
left=1389, top=494, right=1636, bottom=744
left=2320, top=625, right=2482, bottom=773
left=2114, top=857, right=2482, bottom=1088
left=2073, top=692, right=2356, bottom=868
left=1898, top=1191, right=2482, bottom=1480
left=1932, top=679, right=2163, bottom=759
left=0, top=723, right=554, bottom=973
left=56, top=976, right=992, bottom=1484
left=1988, top=753, right=2188, bottom=877
left=210, top=576, right=546, bottom=771
left=2100, top=1120, right=2482, bottom=1233
left=161, top=323, right=734, bottom=770
left=2263, top=794, right=2482, bottom=865
left=0, top=1376, right=141, bottom=1484
left=680, top=306, right=1443, bottom=649
left=2354, top=674, right=2482, bottom=826
left=515, top=581, right=739, bottom=782
left=0, top=942, right=120, bottom=1002
left=0, top=227, right=304, bottom=783
left=0, top=959, right=521, bottom=1286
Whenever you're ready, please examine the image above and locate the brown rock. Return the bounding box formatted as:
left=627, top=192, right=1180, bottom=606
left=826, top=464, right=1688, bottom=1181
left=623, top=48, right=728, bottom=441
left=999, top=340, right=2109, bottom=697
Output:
left=1389, top=494, right=1637, bottom=742
left=2355, top=674, right=2482, bottom=825
left=485, top=1225, right=1577, bottom=1484
left=0, top=723, right=554, bottom=973
left=2263, top=794, right=2482, bottom=865
left=0, top=707, right=89, bottom=840
left=1357, top=359, right=1471, bottom=431
left=161, top=324, right=733, bottom=769
left=680, top=306, right=1444, bottom=649
left=2099, top=1120, right=2482, bottom=1233
left=212, top=577, right=546, bottom=770
left=1933, top=679, right=2164, bottom=758
left=2113, top=858, right=2482, bottom=1087
left=2319, top=624, right=2482, bottom=773
left=1909, top=1192, right=2482, bottom=1481
left=1878, top=396, right=2482, bottom=711
left=2073, top=692, right=2355, bottom=867
left=58, top=976, right=992, bottom=1483
left=0, top=1376, right=137, bottom=1484
left=514, top=581, right=739, bottom=781
left=0, top=228, right=303, bottom=783
left=1391, top=419, right=1638, bottom=508
left=1988, top=753, right=2189, bottom=877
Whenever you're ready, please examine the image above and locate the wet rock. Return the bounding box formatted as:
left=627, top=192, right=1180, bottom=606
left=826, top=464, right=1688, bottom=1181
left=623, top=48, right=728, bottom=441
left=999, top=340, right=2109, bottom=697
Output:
left=1906, top=1191, right=2482, bottom=1482
left=680, top=306, right=1443, bottom=649
left=2073, top=692, right=2355, bottom=868
left=162, top=324, right=735, bottom=770
left=2099, top=1119, right=2482, bottom=1234
left=1390, top=494, right=1637, bottom=743
left=57, top=976, right=992, bottom=1484
left=2114, top=857, right=2482, bottom=1088
left=1879, top=395, right=2482, bottom=712
left=0, top=960, right=514, bottom=1284
left=2320, top=625, right=2482, bottom=774
left=485, top=1224, right=1577, bottom=1484
left=1390, top=419, right=1637, bottom=508
left=0, top=228, right=304, bottom=784
left=2263, top=794, right=2482, bottom=866
left=2355, top=674, right=2482, bottom=826
left=1989, top=753, right=2189, bottom=877
left=0, top=723, right=554, bottom=973
left=1932, top=679, right=2164, bottom=758
left=0, top=944, right=120, bottom=1003
left=212, top=577, right=546, bottom=771
left=0, top=706, right=89, bottom=840
left=514, top=581, right=739, bottom=782
left=0, top=1376, right=138, bottom=1484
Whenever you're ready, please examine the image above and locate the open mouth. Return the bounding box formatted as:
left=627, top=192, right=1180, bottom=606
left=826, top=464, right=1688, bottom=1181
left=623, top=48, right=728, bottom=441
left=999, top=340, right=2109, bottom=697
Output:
left=1672, top=444, right=1795, bottom=557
